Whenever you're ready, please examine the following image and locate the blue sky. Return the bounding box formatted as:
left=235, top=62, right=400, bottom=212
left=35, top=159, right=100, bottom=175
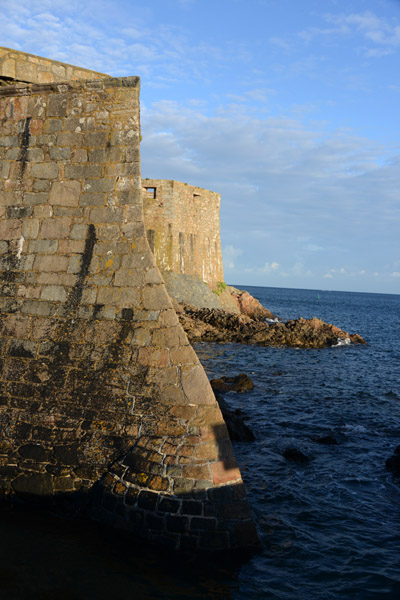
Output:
left=1, top=0, right=400, bottom=293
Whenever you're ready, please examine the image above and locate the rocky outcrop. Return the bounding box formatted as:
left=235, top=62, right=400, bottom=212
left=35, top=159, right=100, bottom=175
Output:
left=178, top=305, right=366, bottom=348
left=210, top=373, right=254, bottom=393
left=229, top=288, right=277, bottom=321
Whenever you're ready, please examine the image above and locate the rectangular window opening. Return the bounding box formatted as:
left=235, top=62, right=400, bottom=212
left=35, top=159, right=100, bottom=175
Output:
left=144, top=187, right=156, bottom=199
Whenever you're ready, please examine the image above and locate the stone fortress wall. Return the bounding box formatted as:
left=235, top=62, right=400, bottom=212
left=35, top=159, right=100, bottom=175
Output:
left=0, top=49, right=258, bottom=552
left=142, top=179, right=224, bottom=287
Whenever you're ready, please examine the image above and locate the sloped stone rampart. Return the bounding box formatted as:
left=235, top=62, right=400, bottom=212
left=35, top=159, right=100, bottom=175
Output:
left=0, top=75, right=258, bottom=551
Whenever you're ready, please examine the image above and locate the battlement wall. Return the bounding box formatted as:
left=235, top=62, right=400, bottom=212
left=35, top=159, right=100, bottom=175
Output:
left=0, top=55, right=257, bottom=551
left=143, top=179, right=224, bottom=287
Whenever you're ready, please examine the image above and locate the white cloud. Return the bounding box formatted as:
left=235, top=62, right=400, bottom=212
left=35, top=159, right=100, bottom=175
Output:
left=263, top=261, right=279, bottom=272
left=323, top=273, right=334, bottom=278
left=222, top=245, right=243, bottom=270
left=392, top=272, right=400, bottom=278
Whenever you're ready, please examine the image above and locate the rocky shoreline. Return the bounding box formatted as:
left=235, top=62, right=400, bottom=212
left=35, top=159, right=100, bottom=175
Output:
left=160, top=275, right=365, bottom=349
left=175, top=302, right=366, bottom=349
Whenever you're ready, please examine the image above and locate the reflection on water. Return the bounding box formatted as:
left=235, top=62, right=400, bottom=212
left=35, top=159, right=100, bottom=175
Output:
left=0, top=505, right=239, bottom=600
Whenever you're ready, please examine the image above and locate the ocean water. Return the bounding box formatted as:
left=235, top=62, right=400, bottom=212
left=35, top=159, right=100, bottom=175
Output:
left=1, top=286, right=400, bottom=599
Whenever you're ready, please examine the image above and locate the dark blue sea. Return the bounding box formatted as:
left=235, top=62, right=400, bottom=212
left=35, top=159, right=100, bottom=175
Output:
left=1, top=286, right=400, bottom=599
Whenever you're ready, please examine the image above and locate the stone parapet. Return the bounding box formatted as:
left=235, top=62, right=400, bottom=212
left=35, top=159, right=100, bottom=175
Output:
left=0, top=47, right=107, bottom=86
left=0, top=68, right=258, bottom=551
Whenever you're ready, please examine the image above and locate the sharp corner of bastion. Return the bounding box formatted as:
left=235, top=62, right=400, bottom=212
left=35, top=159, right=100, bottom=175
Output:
left=0, top=47, right=259, bottom=553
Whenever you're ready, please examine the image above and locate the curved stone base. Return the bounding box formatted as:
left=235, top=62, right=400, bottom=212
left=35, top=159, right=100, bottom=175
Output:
left=93, top=478, right=259, bottom=553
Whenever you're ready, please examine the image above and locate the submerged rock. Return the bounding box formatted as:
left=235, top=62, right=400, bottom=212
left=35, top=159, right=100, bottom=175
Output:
left=283, top=448, right=310, bottom=463
left=385, top=445, right=400, bottom=476
left=210, top=373, right=254, bottom=393
left=312, top=433, right=342, bottom=445
left=215, top=393, right=255, bottom=443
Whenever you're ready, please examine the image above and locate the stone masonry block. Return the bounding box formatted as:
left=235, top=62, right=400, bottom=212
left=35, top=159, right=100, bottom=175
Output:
left=49, top=147, right=71, bottom=161
left=97, top=225, right=121, bottom=242
left=31, top=163, right=59, bottom=179
left=40, top=285, right=67, bottom=302
left=33, top=255, right=68, bottom=272
left=142, top=285, right=171, bottom=311
left=210, top=461, right=242, bottom=486
left=22, top=219, right=40, bottom=239
left=71, top=149, right=88, bottom=162
left=43, top=119, right=62, bottom=133
left=84, top=178, right=114, bottom=193
left=39, top=218, right=71, bottom=239
left=64, top=163, right=102, bottom=179
left=70, top=224, right=89, bottom=239
left=85, top=131, right=108, bottom=147
left=29, top=239, right=58, bottom=254
left=22, top=193, right=49, bottom=206
left=152, top=327, right=183, bottom=348
left=90, top=206, right=123, bottom=223
left=180, top=364, right=216, bottom=406
left=27, top=148, right=44, bottom=162
left=47, top=94, right=68, bottom=117
left=49, top=180, right=81, bottom=206
left=0, top=219, right=22, bottom=240
left=79, top=193, right=105, bottom=207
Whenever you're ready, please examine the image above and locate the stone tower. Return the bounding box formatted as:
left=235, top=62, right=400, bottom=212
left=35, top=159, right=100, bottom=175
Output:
left=143, top=179, right=224, bottom=287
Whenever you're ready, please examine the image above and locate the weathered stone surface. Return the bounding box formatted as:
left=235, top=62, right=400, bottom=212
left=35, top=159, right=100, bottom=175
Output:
left=0, top=53, right=258, bottom=553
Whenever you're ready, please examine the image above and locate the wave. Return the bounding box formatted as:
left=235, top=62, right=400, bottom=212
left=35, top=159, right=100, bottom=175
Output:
left=333, top=337, right=351, bottom=347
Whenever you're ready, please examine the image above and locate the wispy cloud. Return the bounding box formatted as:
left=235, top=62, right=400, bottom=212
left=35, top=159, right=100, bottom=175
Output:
left=223, top=245, right=243, bottom=270
left=0, top=0, right=234, bottom=83
left=300, top=10, right=400, bottom=57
